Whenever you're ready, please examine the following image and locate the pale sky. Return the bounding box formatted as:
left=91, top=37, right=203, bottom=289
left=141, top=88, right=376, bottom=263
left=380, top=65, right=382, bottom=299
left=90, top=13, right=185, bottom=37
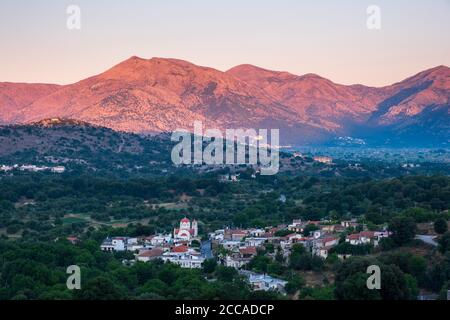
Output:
left=0, top=0, right=449, bottom=86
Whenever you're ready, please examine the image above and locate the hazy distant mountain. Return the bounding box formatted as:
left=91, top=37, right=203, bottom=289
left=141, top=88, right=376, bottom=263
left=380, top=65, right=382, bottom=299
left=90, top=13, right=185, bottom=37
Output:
left=0, top=57, right=448, bottom=146
left=0, top=83, right=60, bottom=124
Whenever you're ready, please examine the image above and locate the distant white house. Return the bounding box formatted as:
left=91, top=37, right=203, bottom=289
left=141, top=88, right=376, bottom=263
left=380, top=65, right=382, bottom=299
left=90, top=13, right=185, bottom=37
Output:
left=136, top=248, right=165, bottom=262
left=162, top=246, right=205, bottom=268
left=247, top=273, right=287, bottom=293
left=221, top=240, right=241, bottom=250
left=224, top=256, right=250, bottom=269
left=346, top=231, right=390, bottom=246
left=313, top=156, right=333, bottom=164
left=146, top=234, right=172, bottom=246
left=101, top=237, right=128, bottom=251
left=244, top=237, right=266, bottom=248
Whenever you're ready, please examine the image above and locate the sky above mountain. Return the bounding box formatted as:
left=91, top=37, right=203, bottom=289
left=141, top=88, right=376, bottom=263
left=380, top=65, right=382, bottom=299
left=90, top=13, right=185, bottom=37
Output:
left=0, top=0, right=449, bottom=86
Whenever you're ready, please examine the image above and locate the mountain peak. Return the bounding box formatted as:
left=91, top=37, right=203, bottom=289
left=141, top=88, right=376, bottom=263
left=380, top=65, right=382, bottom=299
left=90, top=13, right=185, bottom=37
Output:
left=0, top=58, right=448, bottom=146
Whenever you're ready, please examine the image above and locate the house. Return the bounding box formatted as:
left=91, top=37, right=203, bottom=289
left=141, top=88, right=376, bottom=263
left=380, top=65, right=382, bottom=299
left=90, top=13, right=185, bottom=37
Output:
left=136, top=248, right=164, bottom=262
left=224, top=255, right=251, bottom=269
left=100, top=236, right=148, bottom=252
left=288, top=219, right=304, bottom=233
left=312, top=230, right=322, bottom=239
left=312, top=236, right=338, bottom=257
left=223, top=229, right=249, bottom=241
left=248, top=229, right=266, bottom=237
left=320, top=237, right=339, bottom=247
left=101, top=237, right=128, bottom=252
left=221, top=240, right=241, bottom=250
left=320, top=225, right=335, bottom=233
left=313, top=156, right=332, bottom=164
left=51, top=166, right=66, bottom=173
left=341, top=220, right=359, bottom=229
left=66, top=236, right=79, bottom=244
left=228, top=230, right=247, bottom=241
left=210, top=230, right=225, bottom=241
left=244, top=237, right=266, bottom=248
left=285, top=233, right=305, bottom=243
left=239, top=246, right=258, bottom=259
left=316, top=246, right=333, bottom=259
left=171, top=245, right=190, bottom=254
left=219, top=174, right=240, bottom=182
left=162, top=252, right=205, bottom=268
left=346, top=231, right=375, bottom=245
left=146, top=234, right=172, bottom=246
left=126, top=238, right=144, bottom=251
left=247, top=274, right=287, bottom=293
left=346, top=230, right=391, bottom=246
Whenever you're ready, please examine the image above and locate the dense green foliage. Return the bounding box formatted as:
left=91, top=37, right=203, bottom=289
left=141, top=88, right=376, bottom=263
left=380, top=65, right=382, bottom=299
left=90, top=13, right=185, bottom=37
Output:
left=1, top=173, right=448, bottom=241
left=0, top=239, right=284, bottom=300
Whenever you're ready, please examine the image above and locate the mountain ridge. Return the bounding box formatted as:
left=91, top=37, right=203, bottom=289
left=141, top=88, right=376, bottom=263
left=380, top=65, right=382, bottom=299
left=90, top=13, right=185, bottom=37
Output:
left=0, top=57, right=448, bottom=146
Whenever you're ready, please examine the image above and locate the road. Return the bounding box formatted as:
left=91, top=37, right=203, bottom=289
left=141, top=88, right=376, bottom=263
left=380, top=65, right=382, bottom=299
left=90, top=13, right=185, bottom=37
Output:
left=415, top=234, right=438, bottom=247
left=201, top=240, right=213, bottom=259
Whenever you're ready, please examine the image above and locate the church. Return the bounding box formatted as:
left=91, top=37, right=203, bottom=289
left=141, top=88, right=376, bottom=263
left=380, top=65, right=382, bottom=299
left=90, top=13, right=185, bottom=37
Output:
left=173, top=217, right=198, bottom=242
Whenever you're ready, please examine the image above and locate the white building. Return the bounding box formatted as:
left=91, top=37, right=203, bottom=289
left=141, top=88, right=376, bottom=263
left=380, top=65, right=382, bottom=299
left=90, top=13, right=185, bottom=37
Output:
left=136, top=248, right=165, bottom=262
left=247, top=274, right=287, bottom=293
left=146, top=234, right=172, bottom=246
left=162, top=251, right=205, bottom=269
left=174, top=217, right=198, bottom=242
left=244, top=237, right=266, bottom=248
left=221, top=240, right=241, bottom=250
left=346, top=231, right=390, bottom=247
left=288, top=219, right=304, bottom=233
left=101, top=237, right=128, bottom=251
left=224, top=256, right=250, bottom=269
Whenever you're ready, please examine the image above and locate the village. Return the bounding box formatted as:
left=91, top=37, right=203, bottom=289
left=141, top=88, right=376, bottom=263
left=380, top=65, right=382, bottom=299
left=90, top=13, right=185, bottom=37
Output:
left=98, top=216, right=391, bottom=294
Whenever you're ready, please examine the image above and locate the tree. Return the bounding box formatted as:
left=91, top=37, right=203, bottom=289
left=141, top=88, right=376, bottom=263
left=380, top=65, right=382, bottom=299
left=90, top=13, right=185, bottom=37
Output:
left=77, top=276, right=127, bottom=300
left=202, top=259, right=217, bottom=274
left=285, top=274, right=305, bottom=295
left=335, top=258, right=416, bottom=300
left=216, top=266, right=238, bottom=282
left=248, top=255, right=271, bottom=273
left=389, top=217, right=417, bottom=246
left=303, top=224, right=319, bottom=237
left=438, top=232, right=450, bottom=254
left=335, top=272, right=381, bottom=300
left=434, top=218, right=448, bottom=235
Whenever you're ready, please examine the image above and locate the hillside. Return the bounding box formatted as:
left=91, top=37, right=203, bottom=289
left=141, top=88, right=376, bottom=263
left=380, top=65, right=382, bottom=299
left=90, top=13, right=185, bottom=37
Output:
left=0, top=57, right=448, bottom=146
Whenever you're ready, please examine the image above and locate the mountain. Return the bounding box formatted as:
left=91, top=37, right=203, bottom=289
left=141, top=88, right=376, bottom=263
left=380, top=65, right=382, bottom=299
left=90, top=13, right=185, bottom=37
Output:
left=227, top=64, right=388, bottom=130
left=10, top=57, right=301, bottom=133
left=0, top=57, right=448, bottom=146
left=0, top=118, right=175, bottom=175
left=0, top=83, right=60, bottom=124
left=360, top=66, right=450, bottom=146
left=228, top=64, right=449, bottom=146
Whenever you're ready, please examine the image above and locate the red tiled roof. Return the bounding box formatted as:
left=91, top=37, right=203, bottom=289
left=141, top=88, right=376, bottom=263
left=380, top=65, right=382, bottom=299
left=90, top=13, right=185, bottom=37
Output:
left=360, top=231, right=375, bottom=238
left=138, top=249, right=164, bottom=258
left=347, top=234, right=360, bottom=240
left=239, top=247, right=257, bottom=255
left=172, top=245, right=189, bottom=253
left=181, top=218, right=190, bottom=223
